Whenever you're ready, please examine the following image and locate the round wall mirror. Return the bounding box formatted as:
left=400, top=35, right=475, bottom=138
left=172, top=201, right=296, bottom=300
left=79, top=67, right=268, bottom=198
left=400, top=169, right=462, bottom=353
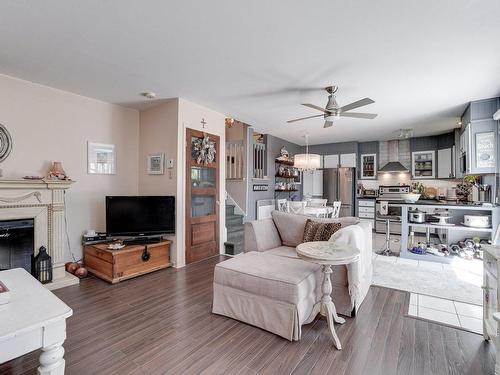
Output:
left=0, top=124, right=12, bottom=162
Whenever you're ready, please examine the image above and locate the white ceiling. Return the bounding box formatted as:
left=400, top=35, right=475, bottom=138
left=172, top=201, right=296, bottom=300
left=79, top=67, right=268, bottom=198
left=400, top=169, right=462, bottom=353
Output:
left=1, top=1, right=499, bottom=145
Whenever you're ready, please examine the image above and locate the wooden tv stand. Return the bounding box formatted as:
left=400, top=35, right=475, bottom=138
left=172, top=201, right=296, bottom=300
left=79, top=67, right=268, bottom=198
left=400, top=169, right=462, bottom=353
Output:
left=84, top=240, right=172, bottom=284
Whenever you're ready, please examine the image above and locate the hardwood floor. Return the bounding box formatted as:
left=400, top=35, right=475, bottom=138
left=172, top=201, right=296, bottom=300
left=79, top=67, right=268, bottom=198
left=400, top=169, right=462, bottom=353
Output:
left=0, top=256, right=495, bottom=375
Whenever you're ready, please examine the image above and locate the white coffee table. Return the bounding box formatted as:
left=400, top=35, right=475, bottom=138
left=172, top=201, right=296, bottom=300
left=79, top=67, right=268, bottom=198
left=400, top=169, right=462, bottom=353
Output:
left=0, top=268, right=73, bottom=374
left=296, top=241, right=360, bottom=350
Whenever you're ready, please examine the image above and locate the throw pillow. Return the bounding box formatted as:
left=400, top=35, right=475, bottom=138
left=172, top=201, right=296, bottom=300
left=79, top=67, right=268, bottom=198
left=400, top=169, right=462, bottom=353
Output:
left=302, top=219, right=342, bottom=242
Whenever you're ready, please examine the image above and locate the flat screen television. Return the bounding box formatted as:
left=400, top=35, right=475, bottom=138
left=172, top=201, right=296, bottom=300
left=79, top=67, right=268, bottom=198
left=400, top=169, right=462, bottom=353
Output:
left=106, top=196, right=175, bottom=237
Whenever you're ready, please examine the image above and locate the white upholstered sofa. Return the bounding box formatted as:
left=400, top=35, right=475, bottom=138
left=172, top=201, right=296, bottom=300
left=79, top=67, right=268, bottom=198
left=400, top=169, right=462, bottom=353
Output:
left=212, top=210, right=373, bottom=341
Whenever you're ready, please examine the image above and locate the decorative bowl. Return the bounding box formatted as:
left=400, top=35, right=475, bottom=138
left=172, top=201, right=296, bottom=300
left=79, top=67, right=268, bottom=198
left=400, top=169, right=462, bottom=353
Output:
left=401, top=193, right=421, bottom=203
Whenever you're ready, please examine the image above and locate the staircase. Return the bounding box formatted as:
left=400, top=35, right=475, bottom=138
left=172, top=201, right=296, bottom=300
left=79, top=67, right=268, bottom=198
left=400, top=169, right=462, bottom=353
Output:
left=225, top=203, right=245, bottom=255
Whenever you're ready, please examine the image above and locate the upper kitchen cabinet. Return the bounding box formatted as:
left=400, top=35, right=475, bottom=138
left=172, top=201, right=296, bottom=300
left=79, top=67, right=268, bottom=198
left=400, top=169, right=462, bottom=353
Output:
left=459, top=98, right=499, bottom=175
left=323, top=153, right=356, bottom=168
left=358, top=141, right=378, bottom=179
left=437, top=148, right=453, bottom=178
left=340, top=153, right=357, bottom=168
left=323, top=154, right=339, bottom=168
left=412, top=150, right=436, bottom=179
left=360, top=153, right=377, bottom=179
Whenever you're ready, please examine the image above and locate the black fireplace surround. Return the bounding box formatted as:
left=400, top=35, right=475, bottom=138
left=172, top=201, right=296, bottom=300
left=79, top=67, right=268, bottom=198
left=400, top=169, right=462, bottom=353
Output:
left=0, top=218, right=34, bottom=273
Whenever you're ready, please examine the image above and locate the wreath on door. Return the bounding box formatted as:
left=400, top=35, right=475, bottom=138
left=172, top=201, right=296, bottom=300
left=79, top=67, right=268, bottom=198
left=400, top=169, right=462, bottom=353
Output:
left=192, top=134, right=216, bottom=165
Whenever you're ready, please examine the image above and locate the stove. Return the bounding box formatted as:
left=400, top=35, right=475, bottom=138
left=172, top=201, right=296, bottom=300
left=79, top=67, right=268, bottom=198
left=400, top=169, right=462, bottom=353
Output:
left=375, top=185, right=410, bottom=235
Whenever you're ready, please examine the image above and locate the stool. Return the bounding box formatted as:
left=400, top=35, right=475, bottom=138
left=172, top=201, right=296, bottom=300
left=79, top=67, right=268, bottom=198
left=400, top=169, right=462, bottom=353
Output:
left=377, top=216, right=393, bottom=256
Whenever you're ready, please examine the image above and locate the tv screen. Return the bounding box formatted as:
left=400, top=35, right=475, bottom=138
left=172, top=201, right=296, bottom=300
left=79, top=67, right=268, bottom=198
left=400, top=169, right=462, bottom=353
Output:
left=106, top=196, right=175, bottom=236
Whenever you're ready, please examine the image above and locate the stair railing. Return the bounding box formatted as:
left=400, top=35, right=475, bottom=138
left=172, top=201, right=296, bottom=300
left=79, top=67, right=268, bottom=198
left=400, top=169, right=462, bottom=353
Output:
left=226, top=140, right=244, bottom=180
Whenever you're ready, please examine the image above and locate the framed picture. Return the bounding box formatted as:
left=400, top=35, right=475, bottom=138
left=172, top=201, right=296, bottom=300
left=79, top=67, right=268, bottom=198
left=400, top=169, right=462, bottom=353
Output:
left=87, top=142, right=116, bottom=175
left=147, top=153, right=165, bottom=175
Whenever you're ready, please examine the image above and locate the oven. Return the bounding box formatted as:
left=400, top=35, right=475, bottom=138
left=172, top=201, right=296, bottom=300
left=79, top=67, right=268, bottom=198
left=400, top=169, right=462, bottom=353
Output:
left=375, top=185, right=409, bottom=235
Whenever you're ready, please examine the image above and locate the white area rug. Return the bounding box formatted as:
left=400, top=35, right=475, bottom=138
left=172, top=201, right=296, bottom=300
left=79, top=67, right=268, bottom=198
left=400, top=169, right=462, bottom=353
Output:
left=372, top=254, right=483, bottom=306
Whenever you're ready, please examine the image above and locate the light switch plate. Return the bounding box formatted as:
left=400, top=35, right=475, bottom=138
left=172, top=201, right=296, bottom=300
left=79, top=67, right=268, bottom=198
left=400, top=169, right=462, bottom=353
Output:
left=167, top=159, right=174, bottom=169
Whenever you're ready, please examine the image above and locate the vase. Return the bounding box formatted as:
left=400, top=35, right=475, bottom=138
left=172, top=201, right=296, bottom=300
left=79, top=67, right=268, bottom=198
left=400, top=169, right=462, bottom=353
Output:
left=48, top=161, right=67, bottom=180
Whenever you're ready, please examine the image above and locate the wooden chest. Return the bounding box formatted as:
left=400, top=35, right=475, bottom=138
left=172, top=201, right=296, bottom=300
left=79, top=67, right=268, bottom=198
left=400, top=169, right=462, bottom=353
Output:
left=84, top=241, right=171, bottom=284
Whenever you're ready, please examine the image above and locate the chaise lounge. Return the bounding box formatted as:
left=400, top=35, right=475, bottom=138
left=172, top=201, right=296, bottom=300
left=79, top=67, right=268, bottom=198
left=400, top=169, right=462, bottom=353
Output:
left=212, top=210, right=373, bottom=341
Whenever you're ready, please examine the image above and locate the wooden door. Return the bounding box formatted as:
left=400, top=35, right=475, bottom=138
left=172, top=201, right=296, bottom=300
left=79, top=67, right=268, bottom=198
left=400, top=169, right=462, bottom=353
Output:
left=185, top=128, right=220, bottom=264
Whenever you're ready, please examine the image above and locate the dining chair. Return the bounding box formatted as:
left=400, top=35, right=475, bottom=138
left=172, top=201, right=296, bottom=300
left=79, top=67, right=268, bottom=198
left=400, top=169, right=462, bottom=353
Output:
left=287, top=201, right=307, bottom=215
left=276, top=198, right=288, bottom=212
left=331, top=201, right=341, bottom=218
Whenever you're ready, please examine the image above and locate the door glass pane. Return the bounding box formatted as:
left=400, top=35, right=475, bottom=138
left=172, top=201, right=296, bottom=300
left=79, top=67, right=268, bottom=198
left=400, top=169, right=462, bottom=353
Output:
left=192, top=195, right=215, bottom=217
left=191, top=167, right=216, bottom=188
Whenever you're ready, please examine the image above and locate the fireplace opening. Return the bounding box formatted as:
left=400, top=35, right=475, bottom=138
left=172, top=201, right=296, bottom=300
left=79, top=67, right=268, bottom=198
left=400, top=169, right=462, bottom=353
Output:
left=0, top=219, right=34, bottom=273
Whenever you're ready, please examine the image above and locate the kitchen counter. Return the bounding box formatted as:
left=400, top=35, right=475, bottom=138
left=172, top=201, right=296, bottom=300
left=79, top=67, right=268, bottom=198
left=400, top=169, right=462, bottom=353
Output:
left=398, top=203, right=500, bottom=264
left=403, top=200, right=496, bottom=210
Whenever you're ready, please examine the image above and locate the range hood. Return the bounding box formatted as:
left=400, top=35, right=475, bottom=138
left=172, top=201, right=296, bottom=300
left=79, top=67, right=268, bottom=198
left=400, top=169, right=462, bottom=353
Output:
left=379, top=140, right=410, bottom=173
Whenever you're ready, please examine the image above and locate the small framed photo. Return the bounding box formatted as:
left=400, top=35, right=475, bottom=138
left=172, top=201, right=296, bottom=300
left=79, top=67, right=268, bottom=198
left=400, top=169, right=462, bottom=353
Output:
left=88, top=142, right=116, bottom=175
left=147, top=153, right=165, bottom=175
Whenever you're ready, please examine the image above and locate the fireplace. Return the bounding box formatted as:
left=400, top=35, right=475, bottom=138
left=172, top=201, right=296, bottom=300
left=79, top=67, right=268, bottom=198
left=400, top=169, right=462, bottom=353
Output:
left=0, top=179, right=78, bottom=289
left=0, top=219, right=34, bottom=273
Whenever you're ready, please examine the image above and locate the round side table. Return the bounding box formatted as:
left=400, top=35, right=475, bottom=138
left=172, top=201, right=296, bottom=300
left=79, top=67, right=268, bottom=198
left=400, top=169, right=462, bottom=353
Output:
left=296, top=241, right=360, bottom=350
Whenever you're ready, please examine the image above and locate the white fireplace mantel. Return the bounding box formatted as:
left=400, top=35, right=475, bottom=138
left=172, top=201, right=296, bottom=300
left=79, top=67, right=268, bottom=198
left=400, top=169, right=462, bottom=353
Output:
left=0, top=178, right=78, bottom=289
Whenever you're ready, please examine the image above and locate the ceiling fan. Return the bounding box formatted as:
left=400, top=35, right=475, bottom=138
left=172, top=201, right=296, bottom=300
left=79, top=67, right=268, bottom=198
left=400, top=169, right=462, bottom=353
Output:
left=287, top=86, right=377, bottom=128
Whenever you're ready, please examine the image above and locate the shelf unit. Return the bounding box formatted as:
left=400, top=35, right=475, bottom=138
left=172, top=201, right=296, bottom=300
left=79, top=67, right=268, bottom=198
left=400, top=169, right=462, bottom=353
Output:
left=409, top=222, right=492, bottom=233
left=274, top=158, right=300, bottom=198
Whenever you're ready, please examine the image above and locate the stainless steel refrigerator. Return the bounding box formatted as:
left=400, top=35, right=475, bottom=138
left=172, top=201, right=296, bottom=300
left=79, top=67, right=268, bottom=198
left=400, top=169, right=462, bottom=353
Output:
left=322, top=168, right=355, bottom=217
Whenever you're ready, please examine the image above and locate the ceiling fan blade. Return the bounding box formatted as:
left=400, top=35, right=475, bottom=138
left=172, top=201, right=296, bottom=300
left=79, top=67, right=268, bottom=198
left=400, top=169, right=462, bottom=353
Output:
left=340, top=98, right=375, bottom=112
left=324, top=121, right=333, bottom=128
left=340, top=112, right=378, bottom=119
left=287, top=114, right=323, bottom=123
left=301, top=103, right=327, bottom=113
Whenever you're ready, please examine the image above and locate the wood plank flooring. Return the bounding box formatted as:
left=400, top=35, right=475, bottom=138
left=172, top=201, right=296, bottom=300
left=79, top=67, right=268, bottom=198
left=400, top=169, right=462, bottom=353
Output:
left=0, top=256, right=495, bottom=375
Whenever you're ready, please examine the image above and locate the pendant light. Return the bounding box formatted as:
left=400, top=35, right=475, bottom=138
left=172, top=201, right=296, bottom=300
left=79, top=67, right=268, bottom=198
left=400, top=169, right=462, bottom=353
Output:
left=294, top=134, right=321, bottom=171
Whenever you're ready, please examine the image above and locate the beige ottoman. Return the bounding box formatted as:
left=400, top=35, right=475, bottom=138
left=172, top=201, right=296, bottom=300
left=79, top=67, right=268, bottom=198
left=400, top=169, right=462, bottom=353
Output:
left=212, top=251, right=320, bottom=341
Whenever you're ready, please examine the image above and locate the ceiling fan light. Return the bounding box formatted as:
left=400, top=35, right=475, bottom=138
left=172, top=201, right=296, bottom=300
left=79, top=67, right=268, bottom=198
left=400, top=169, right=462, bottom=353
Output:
left=294, top=153, right=321, bottom=171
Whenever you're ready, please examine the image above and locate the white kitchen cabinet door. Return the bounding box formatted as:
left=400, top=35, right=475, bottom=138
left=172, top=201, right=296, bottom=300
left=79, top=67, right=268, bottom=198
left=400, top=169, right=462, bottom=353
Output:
left=437, top=148, right=453, bottom=178
left=302, top=170, right=323, bottom=197
left=302, top=171, right=314, bottom=197
left=312, top=170, right=323, bottom=196
left=324, top=154, right=339, bottom=168
left=340, top=153, right=357, bottom=168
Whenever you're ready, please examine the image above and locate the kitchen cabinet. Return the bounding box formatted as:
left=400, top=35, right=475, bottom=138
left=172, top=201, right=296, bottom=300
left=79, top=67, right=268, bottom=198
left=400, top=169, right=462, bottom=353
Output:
left=411, top=150, right=435, bottom=179
left=437, top=148, right=453, bottom=178
left=323, top=154, right=339, bottom=168
left=302, top=170, right=323, bottom=197
left=360, top=153, right=377, bottom=179
left=459, top=98, right=499, bottom=175
left=340, top=153, right=357, bottom=168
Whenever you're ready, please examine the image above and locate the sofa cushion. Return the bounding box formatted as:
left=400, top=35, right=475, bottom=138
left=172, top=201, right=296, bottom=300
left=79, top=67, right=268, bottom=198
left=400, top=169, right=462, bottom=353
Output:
left=271, top=210, right=360, bottom=247
left=266, top=246, right=299, bottom=259
left=214, top=251, right=320, bottom=305
left=303, top=219, right=342, bottom=242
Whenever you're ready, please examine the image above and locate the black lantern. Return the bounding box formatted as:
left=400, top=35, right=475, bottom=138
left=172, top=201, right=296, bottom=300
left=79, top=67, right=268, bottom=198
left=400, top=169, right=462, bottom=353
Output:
left=32, top=246, right=52, bottom=284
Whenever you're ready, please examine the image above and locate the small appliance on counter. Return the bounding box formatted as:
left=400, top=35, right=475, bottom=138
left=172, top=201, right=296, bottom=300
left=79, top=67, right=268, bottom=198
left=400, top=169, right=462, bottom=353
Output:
left=408, top=208, right=426, bottom=223
left=462, top=214, right=491, bottom=228
left=362, top=189, right=378, bottom=198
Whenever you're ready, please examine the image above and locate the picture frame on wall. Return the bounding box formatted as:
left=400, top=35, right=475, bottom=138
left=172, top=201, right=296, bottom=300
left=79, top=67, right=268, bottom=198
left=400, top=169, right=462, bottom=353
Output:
left=87, top=142, right=116, bottom=175
left=147, top=153, right=165, bottom=175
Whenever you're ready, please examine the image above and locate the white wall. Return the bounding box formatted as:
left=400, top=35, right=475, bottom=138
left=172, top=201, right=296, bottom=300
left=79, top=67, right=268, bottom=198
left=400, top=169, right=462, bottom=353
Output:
left=176, top=98, right=226, bottom=267
left=0, top=74, right=139, bottom=261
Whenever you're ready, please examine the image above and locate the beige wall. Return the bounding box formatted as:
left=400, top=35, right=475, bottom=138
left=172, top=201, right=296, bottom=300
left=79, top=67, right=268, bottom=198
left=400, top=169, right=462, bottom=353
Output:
left=0, top=74, right=139, bottom=261
left=138, top=99, right=179, bottom=264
